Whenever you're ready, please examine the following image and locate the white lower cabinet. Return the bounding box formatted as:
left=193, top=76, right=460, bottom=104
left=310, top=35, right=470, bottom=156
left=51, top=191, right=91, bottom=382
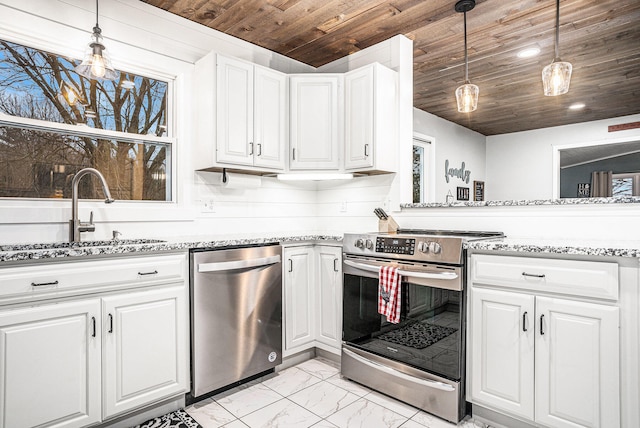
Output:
left=0, top=300, right=101, bottom=428
left=0, top=254, right=189, bottom=428
left=470, top=282, right=620, bottom=428
left=315, top=246, right=342, bottom=351
left=102, top=286, right=187, bottom=419
left=283, top=244, right=342, bottom=356
left=283, top=245, right=315, bottom=352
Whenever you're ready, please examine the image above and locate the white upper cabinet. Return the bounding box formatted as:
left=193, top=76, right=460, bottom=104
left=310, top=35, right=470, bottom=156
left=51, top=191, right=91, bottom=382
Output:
left=344, top=63, right=398, bottom=172
left=216, top=55, right=286, bottom=170
left=289, top=75, right=342, bottom=170
left=254, top=66, right=287, bottom=169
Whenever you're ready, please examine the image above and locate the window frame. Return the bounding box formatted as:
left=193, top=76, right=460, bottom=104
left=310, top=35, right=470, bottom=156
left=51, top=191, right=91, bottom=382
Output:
left=0, top=36, right=177, bottom=204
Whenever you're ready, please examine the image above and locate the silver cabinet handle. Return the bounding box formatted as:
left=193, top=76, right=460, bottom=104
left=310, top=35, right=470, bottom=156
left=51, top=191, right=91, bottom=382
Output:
left=522, top=311, right=528, bottom=332
left=292, top=148, right=296, bottom=160
left=343, top=348, right=455, bottom=392
left=364, top=143, right=369, bottom=157
left=198, top=255, right=281, bottom=273
left=31, top=280, right=59, bottom=287
left=249, top=142, right=254, bottom=155
left=91, top=316, right=96, bottom=338
left=288, top=259, right=293, bottom=272
left=108, top=313, right=114, bottom=333
left=333, top=258, right=339, bottom=272
left=138, top=270, right=158, bottom=276
left=540, top=314, right=545, bottom=335
left=522, top=272, right=546, bottom=278
left=257, top=143, right=262, bottom=156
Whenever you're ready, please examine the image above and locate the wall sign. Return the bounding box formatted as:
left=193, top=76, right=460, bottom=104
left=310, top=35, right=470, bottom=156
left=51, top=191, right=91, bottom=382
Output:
left=457, top=187, right=470, bottom=201
left=577, top=183, right=591, bottom=198
left=608, top=121, right=640, bottom=132
left=445, top=159, right=471, bottom=184
left=474, top=181, right=485, bottom=201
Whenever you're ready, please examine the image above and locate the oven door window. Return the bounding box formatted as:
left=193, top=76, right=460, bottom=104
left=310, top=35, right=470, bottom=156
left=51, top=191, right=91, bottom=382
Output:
left=343, top=273, right=462, bottom=381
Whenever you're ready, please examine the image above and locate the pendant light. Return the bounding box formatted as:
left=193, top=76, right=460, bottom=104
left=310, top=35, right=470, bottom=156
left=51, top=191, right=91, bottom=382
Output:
left=542, top=0, right=572, bottom=96
left=454, top=0, right=478, bottom=113
left=75, top=0, right=118, bottom=81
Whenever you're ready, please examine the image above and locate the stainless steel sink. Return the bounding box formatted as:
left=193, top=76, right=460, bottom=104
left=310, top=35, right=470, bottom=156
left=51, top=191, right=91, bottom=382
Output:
left=0, top=239, right=167, bottom=252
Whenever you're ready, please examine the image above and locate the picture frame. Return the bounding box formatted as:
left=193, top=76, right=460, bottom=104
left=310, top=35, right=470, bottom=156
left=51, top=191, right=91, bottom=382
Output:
left=474, top=181, right=485, bottom=202
left=577, top=183, right=591, bottom=198
left=457, top=186, right=470, bottom=201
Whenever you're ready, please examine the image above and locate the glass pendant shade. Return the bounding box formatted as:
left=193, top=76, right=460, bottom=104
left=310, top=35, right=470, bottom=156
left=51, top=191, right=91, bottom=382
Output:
left=542, top=59, right=572, bottom=96
left=542, top=0, right=572, bottom=96
left=456, top=82, right=479, bottom=113
left=75, top=29, right=118, bottom=81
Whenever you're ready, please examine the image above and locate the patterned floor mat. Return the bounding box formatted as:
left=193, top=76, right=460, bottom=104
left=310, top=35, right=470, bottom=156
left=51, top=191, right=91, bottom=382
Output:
left=133, top=408, right=201, bottom=428
left=377, top=321, right=457, bottom=349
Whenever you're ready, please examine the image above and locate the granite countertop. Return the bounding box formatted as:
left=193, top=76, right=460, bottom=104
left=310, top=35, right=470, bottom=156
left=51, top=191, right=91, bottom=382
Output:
left=0, top=234, right=343, bottom=264
left=401, top=195, right=640, bottom=208
left=465, top=238, right=640, bottom=258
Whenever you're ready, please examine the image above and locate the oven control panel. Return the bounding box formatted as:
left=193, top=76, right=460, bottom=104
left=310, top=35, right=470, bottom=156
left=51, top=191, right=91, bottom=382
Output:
left=375, top=237, right=415, bottom=255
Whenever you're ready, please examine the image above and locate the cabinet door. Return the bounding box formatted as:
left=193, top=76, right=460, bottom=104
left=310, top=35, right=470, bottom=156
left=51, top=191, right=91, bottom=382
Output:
left=316, top=246, right=342, bottom=351
left=344, top=65, right=374, bottom=169
left=0, top=300, right=101, bottom=428
left=469, top=287, right=535, bottom=420
left=217, top=55, right=254, bottom=166
left=290, top=75, right=341, bottom=170
left=535, top=297, right=620, bottom=428
left=102, top=286, right=188, bottom=419
left=283, top=246, right=315, bottom=353
left=254, top=65, right=286, bottom=170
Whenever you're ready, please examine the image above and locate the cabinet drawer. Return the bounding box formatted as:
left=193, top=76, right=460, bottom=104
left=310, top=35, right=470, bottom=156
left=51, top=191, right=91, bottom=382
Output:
left=0, top=254, right=186, bottom=305
left=471, top=254, right=618, bottom=300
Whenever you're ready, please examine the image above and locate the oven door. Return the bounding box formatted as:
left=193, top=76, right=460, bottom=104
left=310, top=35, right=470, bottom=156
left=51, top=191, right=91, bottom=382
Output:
left=342, top=255, right=464, bottom=382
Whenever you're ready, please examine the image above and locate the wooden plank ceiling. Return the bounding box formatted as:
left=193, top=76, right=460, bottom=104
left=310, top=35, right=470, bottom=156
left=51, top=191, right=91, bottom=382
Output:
left=141, top=0, right=640, bottom=136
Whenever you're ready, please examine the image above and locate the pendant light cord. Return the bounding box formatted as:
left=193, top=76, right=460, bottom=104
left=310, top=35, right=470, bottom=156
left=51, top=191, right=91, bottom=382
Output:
left=554, top=0, right=560, bottom=60
left=95, top=0, right=99, bottom=28
left=464, top=10, right=469, bottom=82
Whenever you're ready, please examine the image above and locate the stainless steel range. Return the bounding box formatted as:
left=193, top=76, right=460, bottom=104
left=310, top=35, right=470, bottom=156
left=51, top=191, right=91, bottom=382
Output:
left=341, top=230, right=504, bottom=423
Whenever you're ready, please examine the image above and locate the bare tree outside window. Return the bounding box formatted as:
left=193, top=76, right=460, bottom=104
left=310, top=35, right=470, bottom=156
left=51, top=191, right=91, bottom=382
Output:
left=0, top=39, right=170, bottom=201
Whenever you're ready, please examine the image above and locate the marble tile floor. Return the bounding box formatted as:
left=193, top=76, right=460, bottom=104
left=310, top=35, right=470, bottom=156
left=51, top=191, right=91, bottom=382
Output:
left=185, top=357, right=488, bottom=428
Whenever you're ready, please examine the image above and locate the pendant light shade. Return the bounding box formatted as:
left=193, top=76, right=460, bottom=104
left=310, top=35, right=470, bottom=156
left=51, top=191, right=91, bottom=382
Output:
left=456, top=82, right=479, bottom=113
left=75, top=0, right=118, bottom=81
left=455, top=0, right=478, bottom=113
left=542, top=0, right=572, bottom=96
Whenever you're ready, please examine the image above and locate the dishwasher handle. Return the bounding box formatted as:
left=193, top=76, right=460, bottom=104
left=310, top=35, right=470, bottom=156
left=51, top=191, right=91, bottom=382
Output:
left=198, top=255, right=281, bottom=273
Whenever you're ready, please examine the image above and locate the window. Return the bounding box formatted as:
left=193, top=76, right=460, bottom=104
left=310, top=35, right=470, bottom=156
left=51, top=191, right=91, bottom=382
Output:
left=612, top=173, right=640, bottom=196
left=412, top=137, right=432, bottom=203
left=0, top=39, right=172, bottom=201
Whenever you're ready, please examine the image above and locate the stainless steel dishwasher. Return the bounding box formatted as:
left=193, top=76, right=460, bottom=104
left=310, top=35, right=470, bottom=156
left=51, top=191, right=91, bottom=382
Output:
left=190, top=244, right=282, bottom=399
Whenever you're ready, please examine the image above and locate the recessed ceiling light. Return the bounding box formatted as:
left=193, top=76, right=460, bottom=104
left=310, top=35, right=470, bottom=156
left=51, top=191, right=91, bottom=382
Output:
left=569, top=102, right=586, bottom=110
left=517, top=47, right=541, bottom=58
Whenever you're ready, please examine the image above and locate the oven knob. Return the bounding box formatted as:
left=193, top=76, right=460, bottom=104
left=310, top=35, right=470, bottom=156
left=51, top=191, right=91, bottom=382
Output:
left=417, top=241, right=429, bottom=253
left=355, top=238, right=365, bottom=249
left=429, top=241, right=442, bottom=254
left=365, top=239, right=374, bottom=250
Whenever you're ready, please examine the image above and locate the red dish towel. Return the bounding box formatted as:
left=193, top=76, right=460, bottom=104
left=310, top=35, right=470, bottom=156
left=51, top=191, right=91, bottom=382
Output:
left=378, top=265, right=401, bottom=324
